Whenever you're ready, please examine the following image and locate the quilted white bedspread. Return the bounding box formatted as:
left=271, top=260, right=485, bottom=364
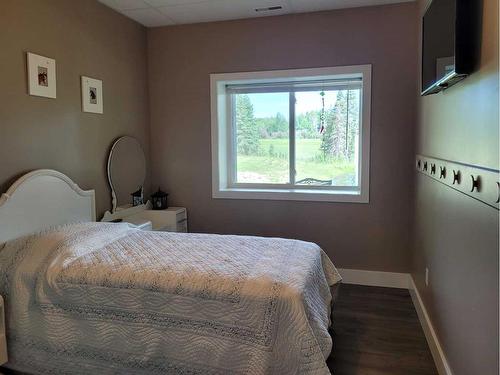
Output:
left=0, top=222, right=341, bottom=374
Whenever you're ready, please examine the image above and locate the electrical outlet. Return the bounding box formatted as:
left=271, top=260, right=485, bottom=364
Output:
left=425, top=267, right=429, bottom=286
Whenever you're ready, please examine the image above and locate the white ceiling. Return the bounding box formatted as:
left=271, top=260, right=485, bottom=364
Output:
left=98, top=0, right=414, bottom=27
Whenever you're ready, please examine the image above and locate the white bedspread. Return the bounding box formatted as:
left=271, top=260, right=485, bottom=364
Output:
left=0, top=222, right=341, bottom=374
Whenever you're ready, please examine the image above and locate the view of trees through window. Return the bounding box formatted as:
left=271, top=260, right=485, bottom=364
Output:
left=235, top=88, right=360, bottom=186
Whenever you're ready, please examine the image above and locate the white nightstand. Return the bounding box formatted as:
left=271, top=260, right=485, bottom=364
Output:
left=102, top=204, right=188, bottom=233
left=126, top=207, right=188, bottom=232
left=0, top=295, right=7, bottom=365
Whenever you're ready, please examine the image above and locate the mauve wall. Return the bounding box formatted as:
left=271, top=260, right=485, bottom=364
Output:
left=0, top=0, right=150, bottom=217
left=148, top=3, right=418, bottom=272
left=413, top=0, right=499, bottom=374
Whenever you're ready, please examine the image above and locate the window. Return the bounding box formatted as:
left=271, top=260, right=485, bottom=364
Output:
left=210, top=65, right=371, bottom=203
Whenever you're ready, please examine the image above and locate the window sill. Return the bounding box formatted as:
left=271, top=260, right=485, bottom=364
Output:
left=213, top=187, right=369, bottom=203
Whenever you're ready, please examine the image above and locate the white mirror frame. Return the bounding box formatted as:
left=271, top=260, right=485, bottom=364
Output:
left=107, top=136, right=146, bottom=214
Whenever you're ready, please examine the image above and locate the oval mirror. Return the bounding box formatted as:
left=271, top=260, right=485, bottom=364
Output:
left=107, top=136, right=146, bottom=212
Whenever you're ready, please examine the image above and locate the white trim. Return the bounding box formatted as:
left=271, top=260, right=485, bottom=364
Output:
left=409, top=277, right=453, bottom=375
left=289, top=91, right=296, bottom=186
left=210, top=65, right=371, bottom=203
left=211, top=65, right=372, bottom=85
left=214, top=187, right=364, bottom=203
left=337, top=268, right=409, bottom=289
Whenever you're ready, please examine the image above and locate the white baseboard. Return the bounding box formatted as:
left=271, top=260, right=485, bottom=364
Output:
left=337, top=268, right=410, bottom=289
left=408, top=277, right=453, bottom=375
left=337, top=268, right=452, bottom=375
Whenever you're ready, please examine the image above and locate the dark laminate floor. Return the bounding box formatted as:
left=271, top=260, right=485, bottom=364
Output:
left=2, top=284, right=438, bottom=375
left=327, top=284, right=438, bottom=375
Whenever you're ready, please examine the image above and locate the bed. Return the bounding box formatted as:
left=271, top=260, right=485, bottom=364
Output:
left=0, top=170, right=341, bottom=374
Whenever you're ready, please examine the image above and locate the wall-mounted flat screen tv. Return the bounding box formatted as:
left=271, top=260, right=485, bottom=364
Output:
left=421, top=0, right=481, bottom=96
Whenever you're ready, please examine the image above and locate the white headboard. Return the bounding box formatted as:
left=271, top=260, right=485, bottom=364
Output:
left=0, top=169, right=96, bottom=243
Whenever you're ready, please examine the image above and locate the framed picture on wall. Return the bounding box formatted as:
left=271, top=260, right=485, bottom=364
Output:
left=27, top=52, right=56, bottom=98
left=81, top=76, right=103, bottom=114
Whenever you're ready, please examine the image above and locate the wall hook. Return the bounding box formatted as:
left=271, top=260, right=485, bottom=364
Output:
left=416, top=154, right=499, bottom=210
left=470, top=175, right=480, bottom=192
left=439, top=166, right=446, bottom=179
left=430, top=163, right=436, bottom=175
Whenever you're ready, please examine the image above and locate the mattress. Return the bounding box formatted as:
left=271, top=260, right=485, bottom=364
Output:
left=0, top=222, right=341, bottom=374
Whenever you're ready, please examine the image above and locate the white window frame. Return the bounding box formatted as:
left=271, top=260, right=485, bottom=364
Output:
left=210, top=65, right=371, bottom=203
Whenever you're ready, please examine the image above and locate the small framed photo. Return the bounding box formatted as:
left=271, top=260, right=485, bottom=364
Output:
left=81, top=76, right=103, bottom=114
left=27, top=52, right=56, bottom=98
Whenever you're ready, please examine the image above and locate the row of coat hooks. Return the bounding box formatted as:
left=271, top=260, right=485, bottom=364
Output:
left=416, top=154, right=500, bottom=210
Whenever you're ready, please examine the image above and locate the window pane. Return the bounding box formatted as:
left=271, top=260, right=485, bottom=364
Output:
left=295, top=89, right=360, bottom=187
left=235, top=93, right=289, bottom=184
